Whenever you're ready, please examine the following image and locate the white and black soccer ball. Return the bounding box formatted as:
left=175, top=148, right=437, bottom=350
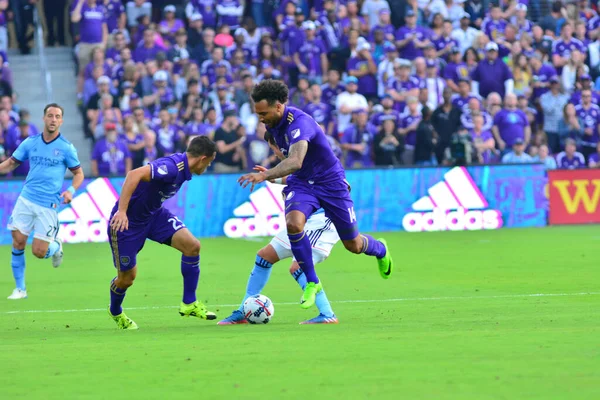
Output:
left=243, top=294, right=275, bottom=324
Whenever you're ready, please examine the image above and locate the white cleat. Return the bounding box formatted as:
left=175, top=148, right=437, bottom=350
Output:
left=7, top=288, right=27, bottom=300
left=52, top=238, right=63, bottom=268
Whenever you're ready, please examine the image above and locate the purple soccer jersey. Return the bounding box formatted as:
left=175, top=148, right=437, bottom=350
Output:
left=574, top=104, right=600, bottom=146
left=184, top=121, right=213, bottom=137
left=556, top=151, right=586, bottom=169
left=104, top=0, right=124, bottom=33
left=493, top=109, right=529, bottom=146
left=552, top=38, right=585, bottom=59
left=483, top=18, right=507, bottom=41
left=133, top=44, right=162, bottom=63
left=92, top=138, right=131, bottom=176
left=321, top=83, right=346, bottom=108
left=589, top=152, right=600, bottom=166
left=369, top=110, right=401, bottom=133
left=303, top=102, right=331, bottom=127
left=158, top=19, right=185, bottom=43
left=570, top=91, right=600, bottom=106
left=400, top=112, right=422, bottom=147
left=189, top=0, right=217, bottom=28
left=395, top=26, right=429, bottom=60
left=108, top=153, right=192, bottom=270
left=461, top=110, right=494, bottom=131
left=470, top=130, right=495, bottom=163
left=72, top=2, right=106, bottom=44
left=531, top=64, right=558, bottom=100
left=267, top=107, right=359, bottom=241
left=347, top=56, right=377, bottom=97
left=443, top=62, right=470, bottom=84
left=341, top=124, right=373, bottom=168
left=387, top=76, right=419, bottom=112
left=153, top=123, right=180, bottom=155
left=296, top=39, right=327, bottom=77
left=433, top=36, right=458, bottom=58
left=452, top=95, right=480, bottom=113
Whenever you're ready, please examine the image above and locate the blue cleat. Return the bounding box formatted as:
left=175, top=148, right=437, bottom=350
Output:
left=217, top=310, right=248, bottom=325
left=299, top=314, right=339, bottom=325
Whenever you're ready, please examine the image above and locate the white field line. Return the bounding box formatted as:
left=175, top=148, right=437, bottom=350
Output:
left=2, top=292, right=599, bottom=315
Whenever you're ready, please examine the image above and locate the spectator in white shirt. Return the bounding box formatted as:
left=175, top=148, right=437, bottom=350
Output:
left=452, top=12, right=479, bottom=54
left=126, top=1, right=152, bottom=29
left=336, top=76, right=368, bottom=133
left=377, top=43, right=400, bottom=97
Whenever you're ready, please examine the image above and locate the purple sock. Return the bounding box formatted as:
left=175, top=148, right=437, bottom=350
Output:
left=288, top=231, right=319, bottom=283
left=109, top=278, right=127, bottom=316
left=361, top=234, right=387, bottom=258
left=181, top=255, right=200, bottom=304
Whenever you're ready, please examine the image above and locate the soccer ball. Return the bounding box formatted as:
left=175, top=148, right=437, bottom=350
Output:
left=243, top=294, right=275, bottom=324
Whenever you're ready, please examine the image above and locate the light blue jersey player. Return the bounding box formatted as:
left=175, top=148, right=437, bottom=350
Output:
left=0, top=104, right=84, bottom=299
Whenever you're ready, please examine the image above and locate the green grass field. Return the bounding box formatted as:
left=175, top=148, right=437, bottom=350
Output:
left=0, top=226, right=599, bottom=400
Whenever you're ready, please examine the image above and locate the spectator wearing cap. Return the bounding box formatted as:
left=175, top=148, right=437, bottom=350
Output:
left=185, top=0, right=217, bottom=29
left=561, top=50, right=588, bottom=94
left=369, top=93, right=400, bottom=133
left=84, top=67, right=109, bottom=106
left=399, top=96, right=423, bottom=165
left=167, top=29, right=191, bottom=75
left=433, top=20, right=459, bottom=60
left=158, top=5, right=184, bottom=45
left=341, top=108, right=373, bottom=168
left=368, top=9, right=395, bottom=43
left=91, top=123, right=132, bottom=177
left=481, top=5, right=506, bottom=42
left=511, top=4, right=533, bottom=38
left=471, top=42, right=514, bottom=99
left=572, top=74, right=600, bottom=105
left=257, top=59, right=282, bottom=81
left=143, top=70, right=175, bottom=111
left=321, top=69, right=346, bottom=109
left=200, top=48, right=231, bottom=88
left=304, top=83, right=334, bottom=135
left=71, top=0, right=109, bottom=96
left=125, top=0, right=152, bottom=29
left=213, top=111, right=245, bottom=173
left=556, top=138, right=586, bottom=169
left=387, top=59, right=420, bottom=113
left=377, top=43, right=399, bottom=98
left=133, top=28, right=164, bottom=64
left=493, top=93, right=530, bottom=152
left=293, top=21, right=328, bottom=84
left=424, top=60, right=446, bottom=110
left=86, top=75, right=118, bottom=126
left=501, top=138, right=534, bottom=164
left=552, top=23, right=585, bottom=73
left=540, top=76, right=569, bottom=153
left=186, top=13, right=204, bottom=53
left=121, top=115, right=145, bottom=168
left=443, top=47, right=470, bottom=92
left=574, top=88, right=600, bottom=160
left=469, top=113, right=496, bottom=164
left=395, top=10, right=431, bottom=60
left=216, top=0, right=244, bottom=30
left=347, top=38, right=377, bottom=101
left=152, top=107, right=184, bottom=157
left=336, top=76, right=368, bottom=133
left=361, top=0, right=390, bottom=28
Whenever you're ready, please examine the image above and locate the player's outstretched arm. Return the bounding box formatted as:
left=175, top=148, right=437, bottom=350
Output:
left=0, top=157, right=19, bottom=175
left=110, top=165, right=151, bottom=232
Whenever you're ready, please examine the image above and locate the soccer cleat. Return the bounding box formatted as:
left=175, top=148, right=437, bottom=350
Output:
left=300, top=282, right=323, bottom=309
left=108, top=308, right=138, bottom=330
left=217, top=310, right=248, bottom=325
left=179, top=301, right=217, bottom=320
left=299, top=314, right=339, bottom=324
left=7, top=288, right=27, bottom=300
left=377, top=238, right=393, bottom=279
left=51, top=238, right=63, bottom=268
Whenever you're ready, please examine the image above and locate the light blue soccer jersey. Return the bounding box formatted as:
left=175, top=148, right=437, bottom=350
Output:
left=11, top=134, right=81, bottom=209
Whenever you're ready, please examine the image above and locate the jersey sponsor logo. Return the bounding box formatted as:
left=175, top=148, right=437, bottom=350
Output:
left=57, top=178, right=119, bottom=243
left=402, top=167, right=503, bottom=232
left=223, top=182, right=285, bottom=238
left=549, top=169, right=600, bottom=225
left=157, top=164, right=168, bottom=175
left=291, top=129, right=301, bottom=139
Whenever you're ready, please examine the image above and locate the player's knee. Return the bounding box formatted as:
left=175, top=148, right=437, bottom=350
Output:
left=184, top=239, right=201, bottom=257
left=343, top=238, right=363, bottom=254
left=286, top=220, right=305, bottom=235
left=32, top=247, right=46, bottom=259
left=12, top=237, right=26, bottom=250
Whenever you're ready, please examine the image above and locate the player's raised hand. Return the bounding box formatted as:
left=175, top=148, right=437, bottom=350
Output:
left=110, top=210, right=129, bottom=232
left=253, top=165, right=268, bottom=173
left=238, top=172, right=266, bottom=192
left=59, top=190, right=73, bottom=204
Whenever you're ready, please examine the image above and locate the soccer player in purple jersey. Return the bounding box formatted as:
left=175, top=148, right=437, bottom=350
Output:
left=238, top=80, right=393, bottom=309
left=107, top=136, right=217, bottom=330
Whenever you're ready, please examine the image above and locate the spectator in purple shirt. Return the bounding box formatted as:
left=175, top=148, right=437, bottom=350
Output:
left=492, top=93, right=531, bottom=152
left=556, top=138, right=586, bottom=169
left=482, top=5, right=507, bottom=41
left=341, top=108, right=373, bottom=168
left=216, top=0, right=244, bottom=30
left=470, top=113, right=496, bottom=164
left=134, top=28, right=162, bottom=63
left=395, top=10, right=431, bottom=60
left=6, top=120, right=31, bottom=177
left=293, top=21, right=328, bottom=84
left=103, top=0, right=126, bottom=34
left=158, top=5, right=185, bottom=46
left=106, top=31, right=127, bottom=64
left=588, top=141, right=600, bottom=168
left=185, top=107, right=214, bottom=140
left=153, top=108, right=184, bottom=156
left=434, top=20, right=459, bottom=60
left=84, top=47, right=111, bottom=81
left=347, top=38, right=378, bottom=100
left=304, top=83, right=333, bottom=135
left=530, top=53, right=557, bottom=101
left=552, top=23, right=585, bottom=74
left=121, top=115, right=145, bottom=168
left=71, top=0, right=108, bottom=96
left=471, top=42, right=514, bottom=99
left=91, top=123, right=132, bottom=177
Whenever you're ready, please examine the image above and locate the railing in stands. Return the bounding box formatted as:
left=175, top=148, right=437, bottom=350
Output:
left=32, top=7, right=52, bottom=104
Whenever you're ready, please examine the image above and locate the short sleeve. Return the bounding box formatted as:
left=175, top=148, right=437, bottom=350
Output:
left=288, top=118, right=316, bottom=146
left=149, top=158, right=179, bottom=184
left=11, top=137, right=31, bottom=163
left=493, top=112, right=502, bottom=126
left=65, top=143, right=81, bottom=171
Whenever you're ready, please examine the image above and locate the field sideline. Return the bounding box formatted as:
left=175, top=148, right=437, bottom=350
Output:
left=1, top=226, right=599, bottom=400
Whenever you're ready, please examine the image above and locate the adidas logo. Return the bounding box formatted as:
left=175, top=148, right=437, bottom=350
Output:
left=402, top=167, right=503, bottom=232
left=223, top=182, right=286, bottom=238
left=57, top=178, right=119, bottom=243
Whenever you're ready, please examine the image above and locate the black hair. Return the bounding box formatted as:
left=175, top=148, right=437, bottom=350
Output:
left=44, top=103, right=64, bottom=117
left=187, top=136, right=217, bottom=157
left=251, top=79, right=289, bottom=105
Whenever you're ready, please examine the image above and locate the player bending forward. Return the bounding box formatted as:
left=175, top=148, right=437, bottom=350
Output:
left=239, top=80, right=393, bottom=309
left=108, top=136, right=217, bottom=330
left=0, top=104, right=83, bottom=300
left=220, top=170, right=340, bottom=325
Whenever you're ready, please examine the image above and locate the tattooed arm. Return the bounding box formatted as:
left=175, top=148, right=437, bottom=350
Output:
left=263, top=140, right=308, bottom=180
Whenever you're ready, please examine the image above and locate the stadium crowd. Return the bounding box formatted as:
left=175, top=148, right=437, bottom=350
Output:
left=3, top=0, right=600, bottom=176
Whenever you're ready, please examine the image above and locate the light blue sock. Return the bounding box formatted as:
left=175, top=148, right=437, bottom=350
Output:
left=44, top=241, right=59, bottom=259
left=291, top=268, right=334, bottom=317
left=238, top=255, right=273, bottom=312
left=11, top=247, right=26, bottom=290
